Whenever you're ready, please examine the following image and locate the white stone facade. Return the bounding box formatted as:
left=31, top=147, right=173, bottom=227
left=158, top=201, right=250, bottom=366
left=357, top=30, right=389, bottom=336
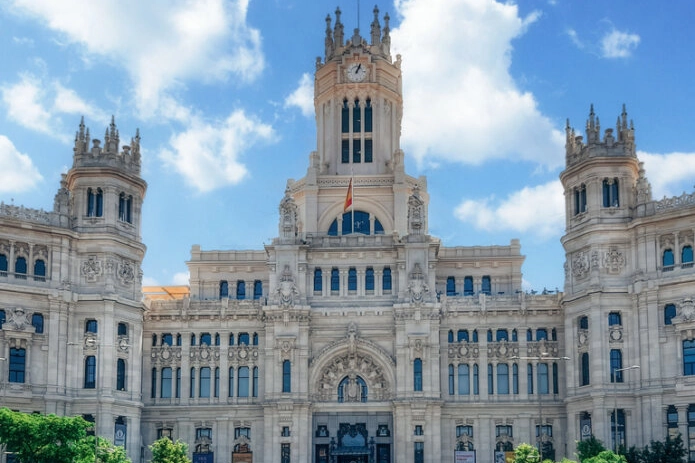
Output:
left=2, top=8, right=695, bottom=463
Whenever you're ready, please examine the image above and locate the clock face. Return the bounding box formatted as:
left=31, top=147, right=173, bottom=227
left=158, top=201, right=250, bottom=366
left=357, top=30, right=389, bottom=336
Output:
left=347, top=63, right=367, bottom=82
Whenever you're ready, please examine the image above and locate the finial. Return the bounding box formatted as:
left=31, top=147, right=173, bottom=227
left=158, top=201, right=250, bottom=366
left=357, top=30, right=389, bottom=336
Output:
left=335, top=7, right=342, bottom=24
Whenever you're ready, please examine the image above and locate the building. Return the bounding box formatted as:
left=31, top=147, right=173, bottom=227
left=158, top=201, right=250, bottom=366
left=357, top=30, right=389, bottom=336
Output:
left=1, top=6, right=695, bottom=463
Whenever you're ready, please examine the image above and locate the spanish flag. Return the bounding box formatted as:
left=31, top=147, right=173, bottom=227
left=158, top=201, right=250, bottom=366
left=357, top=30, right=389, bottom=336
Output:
left=344, top=178, right=353, bottom=212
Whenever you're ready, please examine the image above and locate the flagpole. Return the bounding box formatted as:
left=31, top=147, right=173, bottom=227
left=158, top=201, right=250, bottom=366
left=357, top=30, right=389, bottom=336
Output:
left=351, top=168, right=355, bottom=234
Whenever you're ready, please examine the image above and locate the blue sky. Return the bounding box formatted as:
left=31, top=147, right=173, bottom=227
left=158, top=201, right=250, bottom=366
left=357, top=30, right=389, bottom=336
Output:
left=1, top=0, right=694, bottom=292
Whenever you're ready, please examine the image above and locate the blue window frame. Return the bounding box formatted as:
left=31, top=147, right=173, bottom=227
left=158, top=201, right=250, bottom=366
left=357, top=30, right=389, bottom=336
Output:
left=487, top=364, right=493, bottom=394
left=512, top=329, right=518, bottom=342
left=365, top=267, right=374, bottom=291
left=238, top=366, right=249, bottom=397
left=481, top=275, right=491, bottom=295
left=282, top=360, right=291, bottom=393
left=512, top=363, right=519, bottom=394
left=238, top=332, right=250, bottom=345
left=341, top=139, right=349, bottom=164
left=496, top=329, right=508, bottom=341
left=536, top=328, right=548, bottom=340
left=365, top=98, right=372, bottom=132
left=579, top=316, right=589, bottom=329
left=473, top=364, right=479, bottom=395
left=200, top=333, right=212, bottom=346
left=581, top=353, right=590, bottom=386
left=117, top=359, right=127, bottom=391
left=463, top=276, right=473, bottom=295
left=331, top=268, right=340, bottom=292
left=684, top=340, right=695, bottom=375
left=253, top=332, right=259, bottom=345
left=364, top=139, right=373, bottom=163
left=118, top=323, right=127, bottom=336
left=448, top=330, right=454, bottom=343
left=161, top=367, right=172, bottom=398
left=219, top=280, right=228, bottom=298
left=472, top=330, right=478, bottom=343
left=457, top=330, right=469, bottom=342
left=458, top=364, right=470, bottom=395
left=343, top=211, right=370, bottom=235
left=382, top=267, right=392, bottom=291
left=253, top=366, right=259, bottom=397
left=199, top=367, right=211, bottom=398
left=610, top=349, right=623, bottom=382
left=9, top=347, right=26, bottom=383
left=236, top=280, right=246, bottom=300
left=0, top=254, right=7, bottom=274
left=683, top=245, right=694, bottom=264
left=313, top=268, right=322, bottom=292
left=527, top=364, right=534, bottom=394
left=84, top=355, right=96, bottom=388
left=176, top=367, right=181, bottom=398
left=353, top=139, right=361, bottom=163
left=448, top=364, right=455, bottom=395
left=353, top=99, right=361, bottom=133
left=341, top=99, right=349, bottom=133
left=603, top=178, right=619, bottom=207
left=85, top=319, right=98, bottom=333
left=33, top=259, right=46, bottom=281
left=0, top=309, right=5, bottom=329
left=190, top=333, right=196, bottom=346
left=538, top=363, right=549, bottom=394
left=446, top=276, right=456, bottom=296
left=214, top=367, right=220, bottom=397
left=31, top=313, right=44, bottom=333
left=663, top=249, right=675, bottom=267
left=608, top=312, right=622, bottom=326
left=228, top=367, right=234, bottom=397
left=497, top=364, right=509, bottom=394
left=413, top=358, right=423, bottom=391
left=665, top=304, right=677, bottom=325
left=253, top=280, right=263, bottom=299
left=151, top=367, right=156, bottom=398
left=189, top=367, right=195, bottom=397
left=348, top=267, right=357, bottom=291
left=487, top=330, right=493, bottom=342
left=15, top=256, right=27, bottom=278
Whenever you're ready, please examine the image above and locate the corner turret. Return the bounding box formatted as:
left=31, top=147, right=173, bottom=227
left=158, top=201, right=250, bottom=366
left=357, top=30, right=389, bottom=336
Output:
left=73, top=116, right=141, bottom=175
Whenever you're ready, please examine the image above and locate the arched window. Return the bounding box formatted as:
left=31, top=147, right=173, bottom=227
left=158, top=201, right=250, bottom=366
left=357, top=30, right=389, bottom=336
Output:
left=496, top=329, right=508, bottom=342
left=152, top=334, right=158, bottom=346
left=603, top=178, right=620, bottom=207
left=447, top=330, right=454, bottom=343
left=0, top=254, right=7, bottom=275
left=253, top=280, right=263, bottom=299
left=238, top=332, right=249, bottom=345
left=610, top=349, right=623, bottom=382
left=15, top=256, right=27, bottom=279
left=190, top=333, right=196, bottom=346
left=33, top=259, right=46, bottom=281
left=96, top=188, right=103, bottom=217
left=348, top=267, right=357, bottom=291
left=119, top=193, right=133, bottom=223
left=580, top=353, right=590, bottom=386
left=219, top=280, right=229, bottom=298
left=413, top=358, right=423, bottom=391
left=446, top=276, right=456, bottom=296
left=160, top=367, right=171, bottom=397
left=579, top=316, right=589, bottom=330
left=199, top=367, right=211, bottom=398
left=176, top=334, right=182, bottom=346
left=512, top=329, right=518, bottom=342
left=353, top=99, right=361, bottom=133
left=683, top=246, right=694, bottom=266
left=536, top=328, right=548, bottom=340
left=457, top=330, right=469, bottom=342
left=0, top=309, right=6, bottom=329
left=85, top=319, right=98, bottom=333
left=365, top=267, right=374, bottom=292
left=87, top=188, right=95, bottom=216
left=337, top=375, right=368, bottom=402
left=313, top=268, right=322, bottom=292
left=282, top=360, right=291, bottom=393
left=663, top=249, right=675, bottom=268
left=487, top=329, right=493, bottom=342
left=684, top=340, right=695, bottom=375
left=463, top=276, right=474, bottom=296
left=238, top=366, right=250, bottom=397
left=383, top=267, right=392, bottom=292
left=574, top=184, right=587, bottom=215
left=365, top=98, right=373, bottom=132
left=341, top=99, right=350, bottom=133
left=200, top=333, right=211, bottom=346
left=118, top=323, right=128, bottom=336
left=328, top=211, right=384, bottom=236
left=458, top=364, right=470, bottom=395
left=472, top=330, right=479, bottom=343
left=527, top=329, right=533, bottom=342
left=229, top=333, right=235, bottom=346
left=665, top=304, right=677, bottom=325
left=236, top=280, right=246, bottom=300
left=84, top=356, right=96, bottom=388
left=552, top=362, right=559, bottom=394
left=252, top=332, right=259, bottom=346
left=9, top=347, right=26, bottom=383
left=331, top=268, right=340, bottom=292
left=31, top=313, right=44, bottom=333
left=497, top=364, right=509, bottom=394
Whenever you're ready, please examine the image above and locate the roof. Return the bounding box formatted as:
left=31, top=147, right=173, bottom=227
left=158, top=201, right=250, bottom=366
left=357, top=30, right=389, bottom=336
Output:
left=142, top=285, right=190, bottom=301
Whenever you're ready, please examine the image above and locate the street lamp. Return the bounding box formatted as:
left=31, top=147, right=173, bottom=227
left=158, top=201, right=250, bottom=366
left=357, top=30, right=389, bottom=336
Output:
left=512, top=353, right=570, bottom=457
left=612, top=365, right=640, bottom=453
left=69, top=337, right=100, bottom=463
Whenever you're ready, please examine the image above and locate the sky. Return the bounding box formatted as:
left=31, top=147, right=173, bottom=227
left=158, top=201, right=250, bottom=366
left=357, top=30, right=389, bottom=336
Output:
left=1, top=0, right=694, bottom=292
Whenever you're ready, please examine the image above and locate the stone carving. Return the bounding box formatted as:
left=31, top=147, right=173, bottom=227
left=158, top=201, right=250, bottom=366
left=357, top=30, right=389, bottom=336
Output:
left=275, top=265, right=300, bottom=308
left=604, top=247, right=625, bottom=274
left=278, top=188, right=297, bottom=239
left=5, top=307, right=31, bottom=331
left=655, top=192, right=695, bottom=213
left=81, top=256, right=102, bottom=282
left=407, top=263, right=430, bottom=304
left=572, top=251, right=589, bottom=279
left=118, top=260, right=135, bottom=285
left=407, top=184, right=425, bottom=235
left=678, top=298, right=695, bottom=321
left=318, top=352, right=388, bottom=401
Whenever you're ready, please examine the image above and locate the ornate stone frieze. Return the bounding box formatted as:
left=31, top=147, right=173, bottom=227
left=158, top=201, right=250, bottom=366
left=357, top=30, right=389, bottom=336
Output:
left=572, top=251, right=590, bottom=279
left=81, top=256, right=102, bottom=282
left=486, top=341, right=519, bottom=361
left=609, top=326, right=623, bottom=343
left=603, top=247, right=625, bottom=274
left=317, top=351, right=389, bottom=401
left=227, top=346, right=259, bottom=364
left=407, top=262, right=430, bottom=304
left=3, top=307, right=32, bottom=331
left=189, top=346, right=220, bottom=363
left=447, top=342, right=480, bottom=361
left=527, top=340, right=559, bottom=358
left=577, top=329, right=589, bottom=351
left=150, top=346, right=182, bottom=365
left=277, top=337, right=296, bottom=361
left=118, top=260, right=135, bottom=285
left=274, top=265, right=300, bottom=308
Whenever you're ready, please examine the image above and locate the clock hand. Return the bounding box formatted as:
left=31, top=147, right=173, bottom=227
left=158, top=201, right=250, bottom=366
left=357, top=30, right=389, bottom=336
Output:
left=356, top=64, right=361, bottom=73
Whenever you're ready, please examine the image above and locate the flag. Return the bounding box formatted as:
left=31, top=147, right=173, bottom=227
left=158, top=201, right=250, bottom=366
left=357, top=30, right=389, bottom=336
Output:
left=344, top=178, right=353, bottom=212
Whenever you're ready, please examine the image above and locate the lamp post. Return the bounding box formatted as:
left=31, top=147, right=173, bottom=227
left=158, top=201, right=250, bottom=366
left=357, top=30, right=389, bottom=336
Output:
left=612, top=365, right=640, bottom=453
left=512, top=353, right=570, bottom=458
left=70, top=337, right=100, bottom=463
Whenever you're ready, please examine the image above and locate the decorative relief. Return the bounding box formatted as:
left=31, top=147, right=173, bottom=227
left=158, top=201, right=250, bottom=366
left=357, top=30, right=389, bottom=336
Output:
left=577, top=329, right=589, bottom=350
left=408, top=337, right=427, bottom=361
left=572, top=251, right=590, bottom=279
left=407, top=184, right=425, bottom=235
left=14, top=242, right=29, bottom=258
left=81, top=256, right=102, bottom=282
left=407, top=263, right=430, bottom=305
left=317, top=351, right=389, bottom=401
left=447, top=342, right=480, bottom=361
left=4, top=307, right=32, bottom=331
left=151, top=346, right=182, bottom=365
left=609, top=327, right=623, bottom=343
left=676, top=298, right=695, bottom=322
left=118, top=260, right=135, bottom=285
left=274, top=265, right=300, bottom=308
left=527, top=340, right=559, bottom=358
left=277, top=337, right=296, bottom=361
left=227, top=346, right=259, bottom=364
left=487, top=341, right=519, bottom=361
left=660, top=235, right=675, bottom=249
left=603, top=247, right=625, bottom=274
left=278, top=188, right=298, bottom=239
left=189, top=346, right=220, bottom=363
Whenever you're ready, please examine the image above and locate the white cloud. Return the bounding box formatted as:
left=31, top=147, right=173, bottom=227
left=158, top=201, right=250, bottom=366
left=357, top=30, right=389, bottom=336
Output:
left=601, top=29, right=640, bottom=58
left=639, top=151, right=695, bottom=198
left=566, top=28, right=584, bottom=49
left=454, top=180, right=564, bottom=240
left=0, top=135, right=43, bottom=193
left=285, top=73, right=314, bottom=117
left=159, top=110, right=275, bottom=193
left=172, top=272, right=190, bottom=286
left=391, top=0, right=564, bottom=169
left=8, top=0, right=265, bottom=118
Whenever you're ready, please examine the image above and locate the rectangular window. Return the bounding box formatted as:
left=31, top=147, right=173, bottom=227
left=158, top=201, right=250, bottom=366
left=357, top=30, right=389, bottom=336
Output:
left=446, top=276, right=456, bottom=296
left=382, top=267, right=392, bottom=292
left=365, top=139, right=373, bottom=163
left=348, top=267, right=357, bottom=291
left=458, top=364, right=470, bottom=395
left=281, top=443, right=291, bottom=463
left=161, top=367, right=172, bottom=398
left=175, top=368, right=181, bottom=398
left=487, top=364, right=494, bottom=394
left=610, top=349, right=623, bottom=382
left=314, top=268, right=322, bottom=292
left=414, top=442, right=424, bottom=463
left=353, top=140, right=361, bottom=163
left=282, top=360, right=291, bottom=393
left=481, top=276, right=491, bottom=295
left=365, top=267, right=375, bottom=292
left=413, top=358, right=423, bottom=391
left=341, top=139, right=349, bottom=163
left=331, top=268, right=340, bottom=292
left=9, top=348, right=26, bottom=383
left=463, top=276, right=474, bottom=296
left=611, top=409, right=626, bottom=451
left=538, top=363, right=549, bottom=394
left=238, top=367, right=249, bottom=397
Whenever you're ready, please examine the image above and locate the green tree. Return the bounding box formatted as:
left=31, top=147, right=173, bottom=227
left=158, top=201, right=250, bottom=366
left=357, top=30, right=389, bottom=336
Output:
left=624, top=434, right=686, bottom=463
left=0, top=408, right=90, bottom=463
left=74, top=436, right=131, bottom=463
left=584, top=450, right=627, bottom=463
left=150, top=438, right=191, bottom=463
left=578, top=436, right=608, bottom=462
left=514, top=443, right=541, bottom=463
